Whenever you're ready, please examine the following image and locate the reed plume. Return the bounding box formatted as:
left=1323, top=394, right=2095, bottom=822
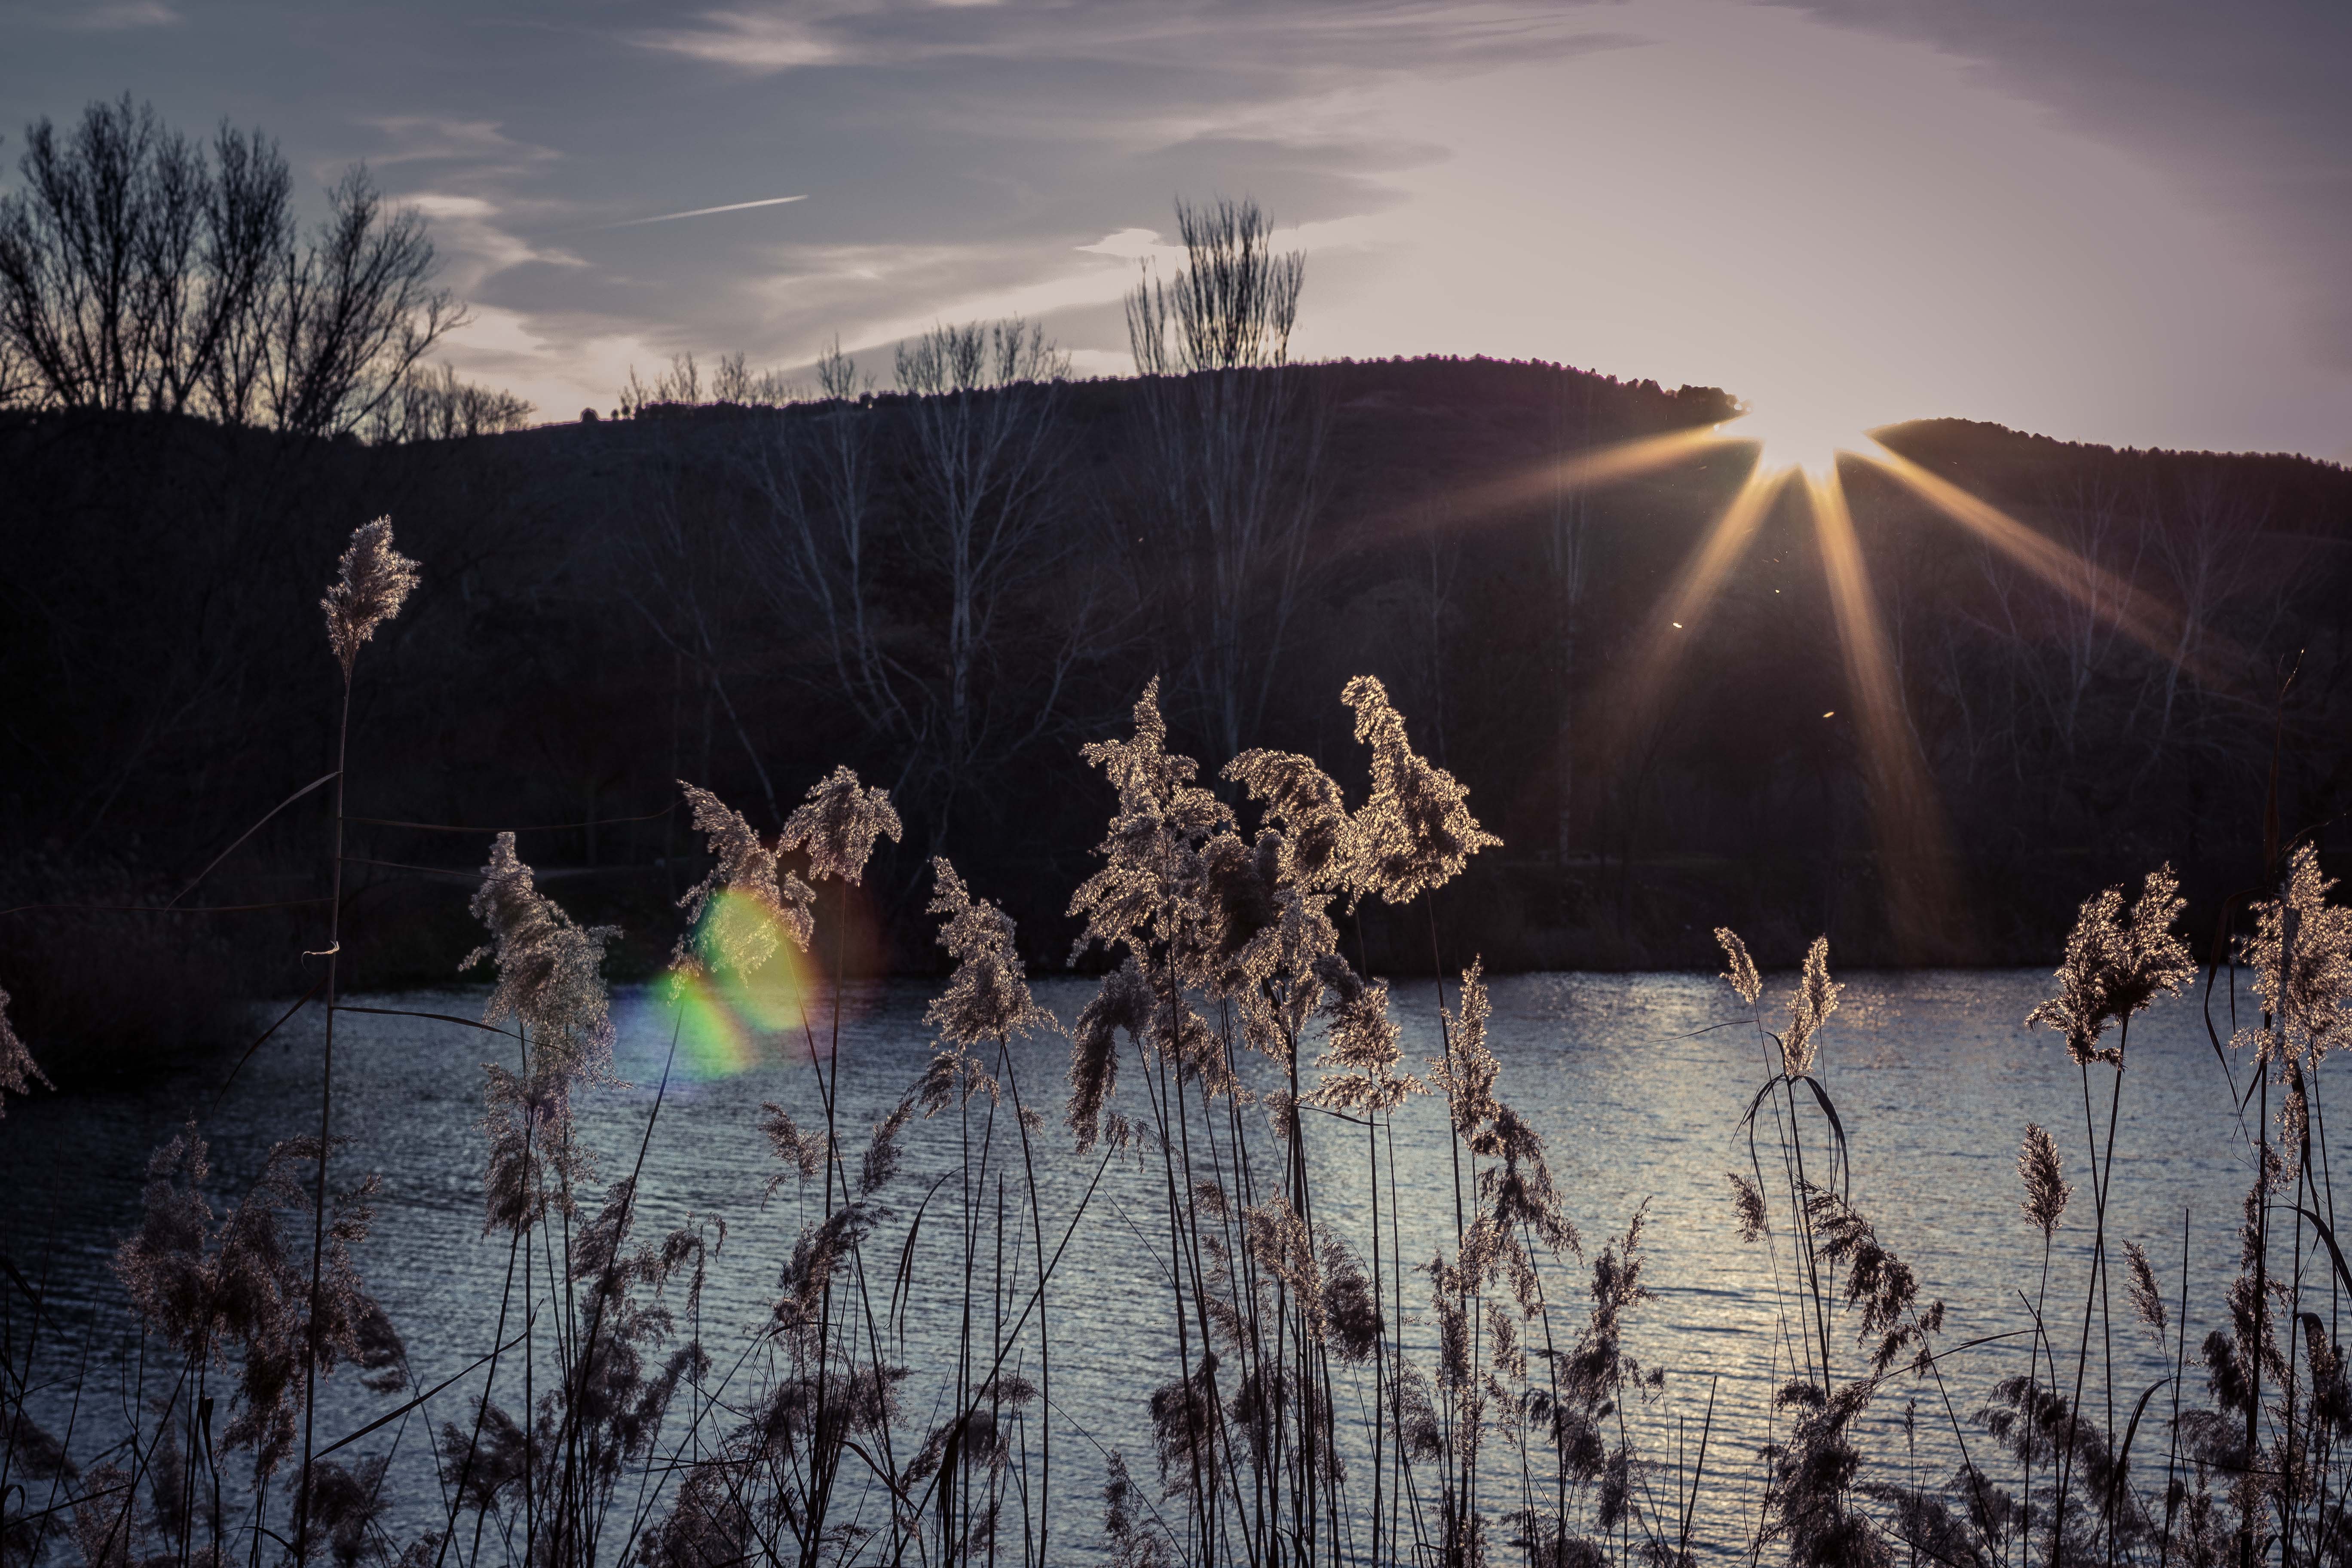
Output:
left=1065, top=679, right=1233, bottom=1105
left=320, top=517, right=420, bottom=676
left=1780, top=937, right=1842, bottom=1077
left=673, top=780, right=814, bottom=977
left=2026, top=864, right=2193, bottom=1066
left=2301, top=1314, right=2352, bottom=1435
left=1225, top=747, right=1353, bottom=891
left=781, top=763, right=903, bottom=884
left=1338, top=674, right=1498, bottom=905
left=912, top=857, right=1039, bottom=1111
left=858, top=1099, right=913, bottom=1197
left=925, top=858, right=1050, bottom=1047
left=1430, top=959, right=1502, bottom=1150
left=2018, top=1122, right=2070, bottom=1238
left=465, top=833, right=621, bottom=1087
left=759, top=1102, right=823, bottom=1187
left=1321, top=1240, right=1384, bottom=1364
left=1069, top=677, right=1234, bottom=960
left=112, top=1125, right=404, bottom=1480
left=1066, top=958, right=1148, bottom=1151
left=463, top=833, right=620, bottom=1233
left=1194, top=827, right=1332, bottom=1064
left=1310, top=954, right=1420, bottom=1114
left=0, top=983, right=49, bottom=1116
left=1717, top=927, right=1764, bottom=1008
left=1101, top=1451, right=1176, bottom=1567
left=2123, top=1240, right=2168, bottom=1346
left=1730, top=1171, right=1770, bottom=1242
left=1803, top=1186, right=1942, bottom=1375
left=2233, top=842, right=2352, bottom=1069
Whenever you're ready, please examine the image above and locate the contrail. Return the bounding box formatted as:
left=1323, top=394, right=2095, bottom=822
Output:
left=600, top=194, right=807, bottom=230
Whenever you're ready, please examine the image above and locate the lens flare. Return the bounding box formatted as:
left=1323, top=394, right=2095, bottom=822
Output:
left=1852, top=442, right=2236, bottom=688
left=1547, top=426, right=1733, bottom=492
left=665, top=968, right=756, bottom=1080
left=1605, top=461, right=1791, bottom=744
left=1807, top=469, right=1962, bottom=958
left=1721, top=397, right=1872, bottom=480
left=1363, top=425, right=1732, bottom=548
left=1576, top=391, right=2233, bottom=957
left=657, top=888, right=824, bottom=1079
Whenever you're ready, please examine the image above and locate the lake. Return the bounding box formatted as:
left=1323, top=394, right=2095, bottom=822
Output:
left=0, top=967, right=2301, bottom=1563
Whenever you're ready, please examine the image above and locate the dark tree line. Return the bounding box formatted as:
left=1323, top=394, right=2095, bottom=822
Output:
left=9, top=346, right=2350, bottom=1078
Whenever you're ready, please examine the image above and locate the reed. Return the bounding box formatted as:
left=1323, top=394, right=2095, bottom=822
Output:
left=6, top=522, right=2352, bottom=1568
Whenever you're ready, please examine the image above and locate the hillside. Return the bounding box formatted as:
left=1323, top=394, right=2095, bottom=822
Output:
left=4, top=355, right=2348, bottom=1070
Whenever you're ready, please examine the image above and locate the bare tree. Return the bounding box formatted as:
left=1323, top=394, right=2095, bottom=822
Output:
left=620, top=349, right=795, bottom=414
left=1405, top=499, right=1463, bottom=767
left=2038, top=467, right=2147, bottom=765
left=0, top=321, right=30, bottom=406
left=0, top=97, right=465, bottom=436
left=1124, top=197, right=1327, bottom=759
left=734, top=343, right=916, bottom=744
left=1128, top=198, right=1303, bottom=377
left=199, top=120, right=300, bottom=421
left=2144, top=461, right=2277, bottom=758
left=266, top=168, right=460, bottom=436
left=710, top=352, right=750, bottom=404
left=617, top=426, right=786, bottom=822
left=892, top=318, right=1074, bottom=790
left=361, top=361, right=533, bottom=442
left=620, top=353, right=700, bottom=416
left=0, top=97, right=285, bottom=416
left=710, top=350, right=794, bottom=406
left=1946, top=463, right=2147, bottom=793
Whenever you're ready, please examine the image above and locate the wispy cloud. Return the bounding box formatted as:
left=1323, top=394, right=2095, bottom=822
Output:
left=633, top=9, right=849, bottom=70
left=597, top=195, right=809, bottom=230
left=48, top=0, right=178, bottom=28
left=405, top=193, right=586, bottom=284
left=367, top=117, right=561, bottom=172
left=630, top=0, right=1645, bottom=80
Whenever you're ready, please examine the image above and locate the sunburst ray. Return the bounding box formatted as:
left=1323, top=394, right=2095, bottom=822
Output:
left=1854, top=442, right=2236, bottom=689
left=1365, top=424, right=1733, bottom=546
left=1808, top=468, right=1962, bottom=959
left=1604, top=458, right=1791, bottom=744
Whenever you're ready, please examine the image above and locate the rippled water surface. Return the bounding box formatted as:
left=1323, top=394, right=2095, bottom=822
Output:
left=0, top=969, right=2305, bottom=1562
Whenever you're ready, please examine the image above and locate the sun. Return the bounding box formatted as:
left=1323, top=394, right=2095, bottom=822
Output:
left=1718, top=396, right=1872, bottom=478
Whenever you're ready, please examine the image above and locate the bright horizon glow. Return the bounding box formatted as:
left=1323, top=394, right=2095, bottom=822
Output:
left=1719, top=400, right=1873, bottom=479
left=1577, top=393, right=2243, bottom=955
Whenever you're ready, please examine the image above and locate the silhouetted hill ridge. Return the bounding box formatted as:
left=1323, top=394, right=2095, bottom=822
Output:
left=5, top=355, right=2351, bottom=1069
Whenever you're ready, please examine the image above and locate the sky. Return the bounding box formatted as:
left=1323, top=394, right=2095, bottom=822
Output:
left=5, top=0, right=2348, bottom=460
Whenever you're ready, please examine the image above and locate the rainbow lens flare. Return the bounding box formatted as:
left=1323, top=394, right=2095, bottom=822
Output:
left=658, top=888, right=824, bottom=1080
